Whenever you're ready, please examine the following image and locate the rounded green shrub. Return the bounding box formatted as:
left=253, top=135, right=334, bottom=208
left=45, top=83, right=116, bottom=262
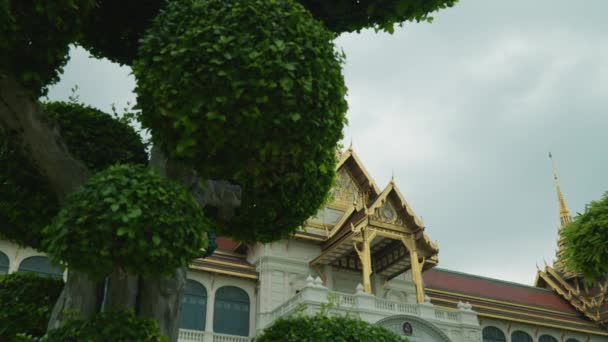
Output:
left=79, top=0, right=166, bottom=65
left=42, top=310, right=166, bottom=342
left=44, top=102, right=149, bottom=171
left=43, top=164, right=211, bottom=279
left=256, top=314, right=404, bottom=342
left=134, top=0, right=348, bottom=242
left=296, top=0, right=457, bottom=33
left=0, top=273, right=64, bottom=340
left=0, top=102, right=147, bottom=249
left=563, top=192, right=608, bottom=280
left=0, top=1, right=95, bottom=95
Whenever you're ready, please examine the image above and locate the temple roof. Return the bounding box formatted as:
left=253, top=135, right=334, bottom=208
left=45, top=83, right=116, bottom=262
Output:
left=424, top=268, right=608, bottom=336
left=189, top=241, right=257, bottom=280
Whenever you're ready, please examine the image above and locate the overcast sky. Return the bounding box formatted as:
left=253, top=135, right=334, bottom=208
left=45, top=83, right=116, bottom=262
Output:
left=47, top=0, right=608, bottom=285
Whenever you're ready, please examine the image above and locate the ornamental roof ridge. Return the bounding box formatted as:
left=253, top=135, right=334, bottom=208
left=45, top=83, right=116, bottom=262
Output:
left=367, top=180, right=425, bottom=230
left=336, top=146, right=381, bottom=196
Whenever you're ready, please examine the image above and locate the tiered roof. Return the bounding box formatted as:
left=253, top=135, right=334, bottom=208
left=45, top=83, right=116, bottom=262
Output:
left=425, top=268, right=608, bottom=336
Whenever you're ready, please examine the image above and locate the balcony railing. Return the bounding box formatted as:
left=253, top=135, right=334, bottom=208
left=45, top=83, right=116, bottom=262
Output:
left=260, top=277, right=477, bottom=330
left=178, top=329, right=251, bottom=342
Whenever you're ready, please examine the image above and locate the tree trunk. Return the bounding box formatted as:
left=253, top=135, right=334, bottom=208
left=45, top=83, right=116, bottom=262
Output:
left=0, top=74, right=90, bottom=200
left=138, top=268, right=187, bottom=342
left=103, top=270, right=139, bottom=311
left=1, top=75, right=242, bottom=340
left=47, top=271, right=102, bottom=330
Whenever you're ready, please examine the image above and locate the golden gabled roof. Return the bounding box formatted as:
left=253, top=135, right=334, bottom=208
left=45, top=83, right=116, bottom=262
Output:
left=336, top=145, right=381, bottom=197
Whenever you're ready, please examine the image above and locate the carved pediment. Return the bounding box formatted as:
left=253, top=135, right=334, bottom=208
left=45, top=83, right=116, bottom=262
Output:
left=331, top=168, right=366, bottom=209
left=371, top=199, right=406, bottom=226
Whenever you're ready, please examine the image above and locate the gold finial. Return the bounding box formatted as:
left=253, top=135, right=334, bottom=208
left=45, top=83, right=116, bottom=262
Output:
left=390, top=169, right=395, bottom=184
left=549, top=152, right=571, bottom=227
left=348, top=138, right=353, bottom=151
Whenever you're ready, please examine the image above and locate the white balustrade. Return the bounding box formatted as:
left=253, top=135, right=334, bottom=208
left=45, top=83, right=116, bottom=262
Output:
left=179, top=329, right=206, bottom=341
left=212, top=333, right=251, bottom=342
left=178, top=330, right=251, bottom=342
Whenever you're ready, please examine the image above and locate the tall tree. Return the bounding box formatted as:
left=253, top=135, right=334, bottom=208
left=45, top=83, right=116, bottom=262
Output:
left=562, top=192, right=608, bottom=281
left=0, top=0, right=457, bottom=340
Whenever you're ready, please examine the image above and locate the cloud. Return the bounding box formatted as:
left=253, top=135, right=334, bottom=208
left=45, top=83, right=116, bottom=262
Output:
left=46, top=0, right=608, bottom=286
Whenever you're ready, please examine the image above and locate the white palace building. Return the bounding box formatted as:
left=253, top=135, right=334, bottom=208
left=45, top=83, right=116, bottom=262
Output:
left=2, top=147, right=608, bottom=341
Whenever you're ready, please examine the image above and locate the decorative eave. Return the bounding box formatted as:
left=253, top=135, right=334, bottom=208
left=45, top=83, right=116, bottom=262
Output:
left=189, top=251, right=258, bottom=280
left=367, top=180, right=425, bottom=232
left=337, top=147, right=381, bottom=197
left=536, top=265, right=608, bottom=324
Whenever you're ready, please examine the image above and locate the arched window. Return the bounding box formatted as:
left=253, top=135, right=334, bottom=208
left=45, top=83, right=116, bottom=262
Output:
left=214, top=286, right=250, bottom=336
left=482, top=326, right=506, bottom=342
left=511, top=331, right=533, bottom=342
left=539, top=335, right=558, bottom=342
left=0, top=251, right=9, bottom=274
left=18, top=256, right=62, bottom=278
left=179, top=280, right=207, bottom=331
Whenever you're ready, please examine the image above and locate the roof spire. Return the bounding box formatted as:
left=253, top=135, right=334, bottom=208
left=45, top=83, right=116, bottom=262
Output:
left=549, top=152, right=571, bottom=227
left=549, top=152, right=577, bottom=276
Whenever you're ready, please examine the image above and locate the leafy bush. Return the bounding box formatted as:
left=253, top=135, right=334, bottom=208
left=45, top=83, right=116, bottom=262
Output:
left=43, top=102, right=148, bottom=171
left=296, top=0, right=458, bottom=33
left=0, top=102, right=147, bottom=249
left=43, top=164, right=211, bottom=279
left=563, top=192, right=608, bottom=280
left=79, top=0, right=166, bottom=65
left=39, top=310, right=166, bottom=342
left=0, top=273, right=64, bottom=341
left=134, top=0, right=347, bottom=242
left=0, top=0, right=95, bottom=95
left=256, top=314, right=404, bottom=342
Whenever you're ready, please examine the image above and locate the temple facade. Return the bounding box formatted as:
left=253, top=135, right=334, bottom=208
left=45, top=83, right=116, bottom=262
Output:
left=1, top=148, right=607, bottom=341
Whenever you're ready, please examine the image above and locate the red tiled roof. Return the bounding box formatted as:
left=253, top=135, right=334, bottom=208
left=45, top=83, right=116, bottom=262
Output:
left=216, top=237, right=239, bottom=251
left=424, top=268, right=575, bottom=313
left=424, top=268, right=608, bottom=336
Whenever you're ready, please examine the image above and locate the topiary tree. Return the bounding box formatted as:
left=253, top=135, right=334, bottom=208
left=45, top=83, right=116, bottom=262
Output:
left=256, top=314, right=405, bottom=342
left=0, top=0, right=457, bottom=340
left=0, top=273, right=64, bottom=341
left=562, top=192, right=608, bottom=281
left=36, top=310, right=166, bottom=342
left=0, top=101, right=147, bottom=248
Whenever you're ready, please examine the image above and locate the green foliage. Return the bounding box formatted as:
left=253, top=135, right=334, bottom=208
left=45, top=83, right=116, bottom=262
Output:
left=0, top=102, right=146, bottom=249
left=0, top=0, right=95, bottom=95
left=38, top=310, right=166, bottom=342
left=79, top=0, right=166, bottom=65
left=134, top=0, right=348, bottom=242
left=256, top=314, right=404, bottom=342
left=563, top=192, right=608, bottom=281
left=43, top=164, right=211, bottom=279
left=43, top=102, right=149, bottom=171
left=0, top=273, right=64, bottom=341
left=0, top=128, right=59, bottom=248
left=297, top=0, right=458, bottom=33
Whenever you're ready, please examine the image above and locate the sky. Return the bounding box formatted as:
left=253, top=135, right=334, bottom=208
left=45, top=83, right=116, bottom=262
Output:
left=46, top=0, right=608, bottom=285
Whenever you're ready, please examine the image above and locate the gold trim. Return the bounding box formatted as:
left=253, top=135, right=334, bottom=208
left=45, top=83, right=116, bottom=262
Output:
left=477, top=312, right=608, bottom=337
left=431, top=296, right=597, bottom=328
left=294, top=232, right=326, bottom=242
left=198, top=258, right=256, bottom=270
left=426, top=288, right=579, bottom=316
left=213, top=249, right=247, bottom=258
left=189, top=265, right=258, bottom=280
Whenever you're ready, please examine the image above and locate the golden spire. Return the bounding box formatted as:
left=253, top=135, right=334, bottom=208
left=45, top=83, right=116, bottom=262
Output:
left=549, top=152, right=571, bottom=227
left=549, top=152, right=576, bottom=276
